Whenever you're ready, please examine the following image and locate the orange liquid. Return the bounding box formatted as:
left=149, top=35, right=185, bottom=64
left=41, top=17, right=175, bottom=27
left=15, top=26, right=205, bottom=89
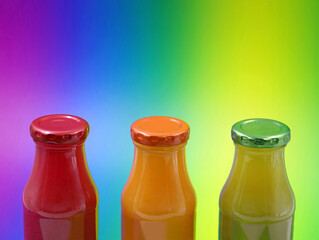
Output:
left=121, top=142, right=196, bottom=240
left=122, top=212, right=195, bottom=240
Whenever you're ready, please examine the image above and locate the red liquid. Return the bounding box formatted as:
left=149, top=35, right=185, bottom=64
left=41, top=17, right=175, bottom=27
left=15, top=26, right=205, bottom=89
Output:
left=23, top=143, right=98, bottom=240
left=23, top=206, right=96, bottom=240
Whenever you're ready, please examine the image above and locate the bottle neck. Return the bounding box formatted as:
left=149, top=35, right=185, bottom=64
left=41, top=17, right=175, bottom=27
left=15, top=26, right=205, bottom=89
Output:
left=230, top=144, right=288, bottom=186
left=33, top=142, right=86, bottom=170
left=236, top=144, right=285, bottom=161
left=126, top=141, right=193, bottom=194
left=131, top=142, right=188, bottom=177
left=233, top=144, right=286, bottom=174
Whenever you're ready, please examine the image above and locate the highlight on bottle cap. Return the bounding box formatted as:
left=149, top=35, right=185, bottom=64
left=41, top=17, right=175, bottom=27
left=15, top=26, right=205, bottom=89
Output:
left=131, top=116, right=190, bottom=146
left=30, top=114, right=89, bottom=144
left=231, top=118, right=290, bottom=148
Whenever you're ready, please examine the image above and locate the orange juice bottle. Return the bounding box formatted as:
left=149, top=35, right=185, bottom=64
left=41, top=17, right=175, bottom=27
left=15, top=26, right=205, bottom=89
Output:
left=219, top=119, right=295, bottom=240
left=121, top=116, right=196, bottom=240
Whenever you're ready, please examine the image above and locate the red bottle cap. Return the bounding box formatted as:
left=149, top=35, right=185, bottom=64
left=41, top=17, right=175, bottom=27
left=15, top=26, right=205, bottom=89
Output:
left=30, top=114, right=89, bottom=145
left=131, top=116, right=190, bottom=146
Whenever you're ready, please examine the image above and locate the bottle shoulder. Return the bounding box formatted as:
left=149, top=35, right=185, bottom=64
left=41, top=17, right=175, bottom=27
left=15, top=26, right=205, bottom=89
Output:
left=23, top=170, right=98, bottom=215
left=122, top=175, right=196, bottom=216
left=220, top=178, right=295, bottom=221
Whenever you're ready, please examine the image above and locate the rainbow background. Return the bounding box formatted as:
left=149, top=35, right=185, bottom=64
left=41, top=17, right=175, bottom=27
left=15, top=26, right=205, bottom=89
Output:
left=0, top=0, right=318, bottom=239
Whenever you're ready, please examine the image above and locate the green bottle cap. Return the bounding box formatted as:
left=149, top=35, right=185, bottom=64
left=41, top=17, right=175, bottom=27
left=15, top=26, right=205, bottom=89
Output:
left=231, top=119, right=290, bottom=148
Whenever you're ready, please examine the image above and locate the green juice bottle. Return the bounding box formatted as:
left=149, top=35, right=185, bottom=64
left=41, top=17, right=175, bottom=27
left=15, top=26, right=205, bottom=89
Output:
left=219, top=119, right=295, bottom=240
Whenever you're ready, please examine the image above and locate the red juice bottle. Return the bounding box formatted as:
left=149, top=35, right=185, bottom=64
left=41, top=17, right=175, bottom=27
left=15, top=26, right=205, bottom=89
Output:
left=23, top=114, right=98, bottom=240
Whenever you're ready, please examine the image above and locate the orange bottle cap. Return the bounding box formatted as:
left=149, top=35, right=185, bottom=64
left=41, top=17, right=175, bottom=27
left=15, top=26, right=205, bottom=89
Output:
left=131, top=116, right=190, bottom=146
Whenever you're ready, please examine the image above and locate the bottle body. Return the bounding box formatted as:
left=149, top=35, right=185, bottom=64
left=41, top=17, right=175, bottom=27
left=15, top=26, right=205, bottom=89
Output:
left=121, top=142, right=196, bottom=240
left=219, top=145, right=295, bottom=240
left=23, top=143, right=98, bottom=240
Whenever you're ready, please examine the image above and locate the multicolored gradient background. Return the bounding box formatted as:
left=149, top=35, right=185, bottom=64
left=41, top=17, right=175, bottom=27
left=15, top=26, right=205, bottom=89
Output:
left=0, top=0, right=318, bottom=239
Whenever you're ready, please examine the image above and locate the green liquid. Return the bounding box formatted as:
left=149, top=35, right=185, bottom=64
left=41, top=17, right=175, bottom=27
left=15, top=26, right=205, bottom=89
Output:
left=219, top=212, right=294, bottom=240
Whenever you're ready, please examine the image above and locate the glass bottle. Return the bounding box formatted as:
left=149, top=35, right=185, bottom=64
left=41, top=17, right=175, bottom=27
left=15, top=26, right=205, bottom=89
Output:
left=219, top=119, right=295, bottom=240
left=23, top=114, right=98, bottom=240
left=121, top=116, right=196, bottom=240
